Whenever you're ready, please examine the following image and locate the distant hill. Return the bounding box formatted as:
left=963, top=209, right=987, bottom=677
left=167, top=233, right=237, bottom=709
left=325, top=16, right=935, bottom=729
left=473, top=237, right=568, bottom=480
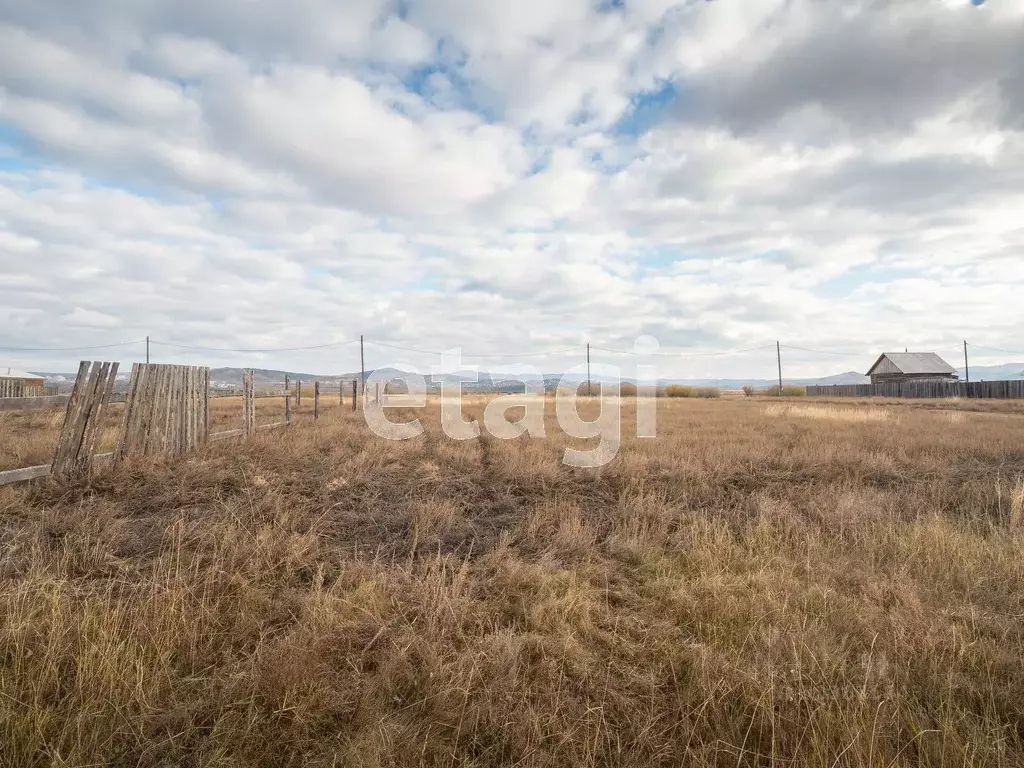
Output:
left=29, top=362, right=1024, bottom=394
left=955, top=364, right=1024, bottom=381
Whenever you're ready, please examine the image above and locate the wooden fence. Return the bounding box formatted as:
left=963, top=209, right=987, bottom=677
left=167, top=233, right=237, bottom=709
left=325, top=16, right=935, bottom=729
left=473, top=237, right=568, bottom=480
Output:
left=0, top=379, right=24, bottom=398
left=0, top=380, right=57, bottom=398
left=116, top=364, right=211, bottom=460
left=51, top=361, right=120, bottom=476
left=807, top=380, right=1024, bottom=399
left=0, top=362, right=293, bottom=486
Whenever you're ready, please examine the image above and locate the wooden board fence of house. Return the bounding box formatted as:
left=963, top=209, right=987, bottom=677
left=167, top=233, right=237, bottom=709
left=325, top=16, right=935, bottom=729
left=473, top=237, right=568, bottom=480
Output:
left=115, top=363, right=211, bottom=461
left=0, top=379, right=23, bottom=398
left=806, top=380, right=1024, bottom=400
left=0, top=381, right=56, bottom=398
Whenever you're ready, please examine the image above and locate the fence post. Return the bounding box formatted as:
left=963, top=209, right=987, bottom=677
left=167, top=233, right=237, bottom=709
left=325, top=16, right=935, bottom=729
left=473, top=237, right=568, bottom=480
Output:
left=352, top=380, right=357, bottom=412
left=296, top=380, right=302, bottom=408
left=242, top=369, right=255, bottom=438
left=776, top=341, right=783, bottom=396
left=314, top=381, right=320, bottom=421
left=285, top=386, right=291, bottom=423
left=339, top=380, right=344, bottom=406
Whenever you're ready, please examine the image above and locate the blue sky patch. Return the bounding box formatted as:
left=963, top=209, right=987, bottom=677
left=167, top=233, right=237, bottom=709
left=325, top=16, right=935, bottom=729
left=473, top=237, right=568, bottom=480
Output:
left=614, top=80, right=677, bottom=136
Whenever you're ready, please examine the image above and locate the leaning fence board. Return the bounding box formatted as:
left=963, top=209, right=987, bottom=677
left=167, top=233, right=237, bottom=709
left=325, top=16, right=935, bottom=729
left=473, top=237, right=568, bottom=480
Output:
left=52, top=361, right=118, bottom=476
left=51, top=360, right=92, bottom=474
left=79, top=362, right=119, bottom=465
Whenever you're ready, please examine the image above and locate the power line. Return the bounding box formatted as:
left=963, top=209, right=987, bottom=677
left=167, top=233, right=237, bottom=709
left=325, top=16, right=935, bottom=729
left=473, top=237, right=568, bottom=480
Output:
left=366, top=340, right=584, bottom=358
left=4, top=335, right=1022, bottom=365
left=967, top=343, right=1024, bottom=357
left=0, top=339, right=145, bottom=352
left=149, top=339, right=359, bottom=353
left=779, top=344, right=867, bottom=357
left=591, top=344, right=776, bottom=357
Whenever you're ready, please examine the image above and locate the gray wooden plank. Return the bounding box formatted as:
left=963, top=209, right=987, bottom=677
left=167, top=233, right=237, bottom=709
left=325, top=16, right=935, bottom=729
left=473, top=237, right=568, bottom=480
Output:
left=210, top=428, right=244, bottom=442
left=203, top=367, right=211, bottom=443
left=115, top=363, right=141, bottom=462
left=79, top=361, right=119, bottom=472
left=1, top=453, right=116, bottom=487
left=52, top=360, right=92, bottom=473
left=53, top=361, right=104, bottom=476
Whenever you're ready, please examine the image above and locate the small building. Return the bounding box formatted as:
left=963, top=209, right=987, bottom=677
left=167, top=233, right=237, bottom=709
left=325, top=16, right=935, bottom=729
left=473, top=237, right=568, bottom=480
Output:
left=0, top=367, right=46, bottom=398
left=865, top=352, right=958, bottom=385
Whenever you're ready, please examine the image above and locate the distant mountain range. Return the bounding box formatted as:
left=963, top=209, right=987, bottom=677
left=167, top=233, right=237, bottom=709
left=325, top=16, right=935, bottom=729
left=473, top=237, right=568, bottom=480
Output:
left=29, top=362, right=1024, bottom=394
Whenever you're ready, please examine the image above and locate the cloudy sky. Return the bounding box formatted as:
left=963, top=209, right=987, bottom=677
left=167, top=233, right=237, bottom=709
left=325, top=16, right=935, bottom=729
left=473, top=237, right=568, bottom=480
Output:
left=0, top=0, right=1021, bottom=379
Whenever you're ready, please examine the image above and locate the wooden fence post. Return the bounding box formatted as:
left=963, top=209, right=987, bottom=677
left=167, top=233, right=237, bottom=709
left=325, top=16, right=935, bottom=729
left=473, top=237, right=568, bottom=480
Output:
left=314, top=381, right=320, bottom=421
left=339, top=380, right=344, bottom=406
left=297, top=380, right=302, bottom=408
left=352, top=380, right=357, bottom=412
left=242, top=369, right=255, bottom=438
left=285, top=386, right=291, bottom=423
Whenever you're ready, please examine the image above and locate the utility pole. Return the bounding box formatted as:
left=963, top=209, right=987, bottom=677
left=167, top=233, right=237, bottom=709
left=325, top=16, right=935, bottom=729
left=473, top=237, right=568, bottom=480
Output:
left=145, top=335, right=150, bottom=364
left=777, top=341, right=783, bottom=396
left=586, top=342, right=592, bottom=397
left=360, top=335, right=365, bottom=399
left=964, top=340, right=970, bottom=384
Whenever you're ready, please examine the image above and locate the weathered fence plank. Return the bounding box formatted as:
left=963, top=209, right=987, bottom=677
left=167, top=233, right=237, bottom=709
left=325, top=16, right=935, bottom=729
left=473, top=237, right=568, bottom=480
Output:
left=52, top=361, right=116, bottom=476
left=79, top=362, right=119, bottom=466
left=0, top=453, right=116, bottom=487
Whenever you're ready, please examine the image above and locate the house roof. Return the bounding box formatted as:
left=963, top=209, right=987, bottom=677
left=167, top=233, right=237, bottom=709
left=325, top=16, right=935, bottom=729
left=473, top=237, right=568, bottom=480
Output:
left=866, top=352, right=957, bottom=377
left=0, top=367, right=44, bottom=380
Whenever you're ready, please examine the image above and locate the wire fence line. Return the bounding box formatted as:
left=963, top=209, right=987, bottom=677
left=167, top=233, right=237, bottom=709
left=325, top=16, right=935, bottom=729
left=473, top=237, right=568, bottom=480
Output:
left=0, top=338, right=1019, bottom=398
left=0, top=336, right=1012, bottom=360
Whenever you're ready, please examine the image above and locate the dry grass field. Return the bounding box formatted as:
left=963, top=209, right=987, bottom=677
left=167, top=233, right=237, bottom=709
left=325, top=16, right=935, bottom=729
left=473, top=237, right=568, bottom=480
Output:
left=0, top=396, right=292, bottom=472
left=2, top=395, right=1024, bottom=766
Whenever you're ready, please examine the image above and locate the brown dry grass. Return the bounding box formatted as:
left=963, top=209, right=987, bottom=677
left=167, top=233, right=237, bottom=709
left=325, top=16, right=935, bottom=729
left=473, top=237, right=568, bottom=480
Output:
left=1, top=396, right=1024, bottom=766
left=0, top=395, right=311, bottom=472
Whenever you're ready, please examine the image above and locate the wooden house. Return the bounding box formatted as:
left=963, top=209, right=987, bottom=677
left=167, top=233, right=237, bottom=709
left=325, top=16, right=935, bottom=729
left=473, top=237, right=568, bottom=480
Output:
left=0, top=367, right=47, bottom=398
left=865, top=353, right=958, bottom=386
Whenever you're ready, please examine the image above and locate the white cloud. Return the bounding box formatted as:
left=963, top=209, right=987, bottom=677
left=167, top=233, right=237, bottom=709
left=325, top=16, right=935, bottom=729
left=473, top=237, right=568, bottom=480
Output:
left=0, top=0, right=1022, bottom=379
